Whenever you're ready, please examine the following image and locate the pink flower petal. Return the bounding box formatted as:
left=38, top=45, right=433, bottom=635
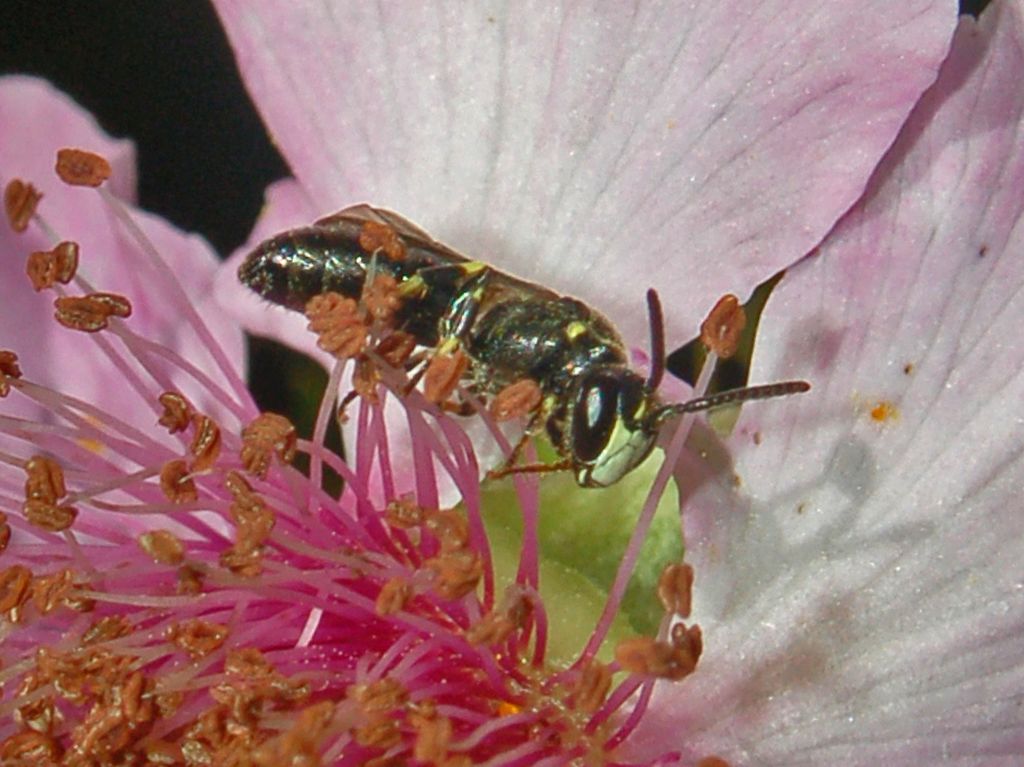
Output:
left=642, top=5, right=1024, bottom=763
left=214, top=0, right=957, bottom=349
left=0, top=76, right=245, bottom=427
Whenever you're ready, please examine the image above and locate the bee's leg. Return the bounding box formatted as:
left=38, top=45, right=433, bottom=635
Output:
left=414, top=268, right=491, bottom=406
left=488, top=457, right=573, bottom=480
left=486, top=407, right=547, bottom=480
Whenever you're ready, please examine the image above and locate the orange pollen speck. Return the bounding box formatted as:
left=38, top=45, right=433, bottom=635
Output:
left=240, top=412, right=297, bottom=479
left=157, top=390, right=193, bottom=434
left=54, top=291, right=132, bottom=333
left=26, top=241, right=79, bottom=291
left=55, top=147, right=112, bottom=187
left=423, top=348, right=469, bottom=405
left=159, top=459, right=198, bottom=504
left=305, top=291, right=368, bottom=359
left=4, top=178, right=42, bottom=233
left=490, top=378, right=542, bottom=422
left=138, top=530, right=186, bottom=565
left=495, top=700, right=521, bottom=717
left=696, top=757, right=735, bottom=767
left=700, top=293, right=746, bottom=359
left=657, top=562, right=694, bottom=618
left=870, top=400, right=899, bottom=423
left=359, top=219, right=406, bottom=261
left=0, top=350, right=23, bottom=398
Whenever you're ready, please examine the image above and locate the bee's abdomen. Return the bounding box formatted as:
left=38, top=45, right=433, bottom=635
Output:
left=238, top=228, right=369, bottom=312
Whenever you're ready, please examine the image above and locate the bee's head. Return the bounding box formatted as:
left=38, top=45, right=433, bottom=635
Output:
left=563, top=366, right=659, bottom=488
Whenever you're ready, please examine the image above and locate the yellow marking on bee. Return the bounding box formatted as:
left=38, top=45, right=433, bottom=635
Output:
left=462, top=261, right=488, bottom=276
left=565, top=321, right=588, bottom=341
left=399, top=274, right=427, bottom=298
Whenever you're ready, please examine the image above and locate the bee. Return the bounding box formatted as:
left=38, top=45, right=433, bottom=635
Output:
left=239, top=205, right=808, bottom=488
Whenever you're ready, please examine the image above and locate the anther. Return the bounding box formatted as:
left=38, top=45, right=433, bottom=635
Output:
left=157, top=391, right=193, bottom=434
left=657, top=562, right=694, bottom=618
left=374, top=330, right=417, bottom=367
left=0, top=350, right=22, bottom=398
left=24, top=455, right=67, bottom=502
left=423, top=349, right=469, bottom=405
left=54, top=292, right=132, bottom=333
left=82, top=615, right=132, bottom=645
left=240, top=412, right=297, bottom=479
left=0, top=565, right=33, bottom=613
left=425, top=508, right=470, bottom=552
left=700, top=294, right=746, bottom=359
left=305, top=292, right=368, bottom=358
left=55, top=147, right=112, bottom=187
left=0, top=513, right=9, bottom=554
left=30, top=568, right=77, bottom=614
left=466, top=588, right=531, bottom=645
left=385, top=497, right=428, bottom=528
left=614, top=634, right=700, bottom=681
left=490, top=378, right=542, bottom=421
left=23, top=500, right=78, bottom=532
left=362, top=273, right=403, bottom=324
left=670, top=622, right=703, bottom=666
left=159, top=459, right=198, bottom=504
left=189, top=413, right=222, bottom=472
left=348, top=678, right=409, bottom=714
left=413, top=713, right=453, bottom=765
left=167, top=619, right=229, bottom=659
left=571, top=660, right=613, bottom=714
left=0, top=731, right=61, bottom=763
left=138, top=530, right=186, bottom=566
left=4, top=178, right=42, bottom=232
left=26, top=241, right=79, bottom=291
left=358, top=220, right=406, bottom=261
left=426, top=548, right=483, bottom=600
left=375, top=576, right=413, bottom=616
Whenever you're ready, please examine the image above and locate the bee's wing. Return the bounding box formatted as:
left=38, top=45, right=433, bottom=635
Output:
left=317, top=204, right=469, bottom=265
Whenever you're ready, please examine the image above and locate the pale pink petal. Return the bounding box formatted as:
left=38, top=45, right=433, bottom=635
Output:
left=215, top=0, right=957, bottom=349
left=0, top=76, right=245, bottom=427
left=641, top=5, right=1024, bottom=764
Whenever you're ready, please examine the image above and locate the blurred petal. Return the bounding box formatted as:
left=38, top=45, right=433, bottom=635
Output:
left=214, top=0, right=957, bottom=348
left=644, top=4, right=1024, bottom=763
left=0, top=76, right=245, bottom=426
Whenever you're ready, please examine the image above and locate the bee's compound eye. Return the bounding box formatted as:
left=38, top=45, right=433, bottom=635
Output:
left=571, top=374, right=618, bottom=463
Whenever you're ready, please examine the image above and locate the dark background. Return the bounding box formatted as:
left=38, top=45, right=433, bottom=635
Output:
left=0, top=0, right=993, bottom=414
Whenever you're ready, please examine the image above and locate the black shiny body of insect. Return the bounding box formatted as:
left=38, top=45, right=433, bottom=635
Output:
left=240, top=206, right=657, bottom=486
left=240, top=205, right=810, bottom=487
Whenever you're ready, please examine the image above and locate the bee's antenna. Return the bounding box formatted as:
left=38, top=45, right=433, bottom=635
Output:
left=651, top=380, right=810, bottom=427
left=646, top=288, right=666, bottom=391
